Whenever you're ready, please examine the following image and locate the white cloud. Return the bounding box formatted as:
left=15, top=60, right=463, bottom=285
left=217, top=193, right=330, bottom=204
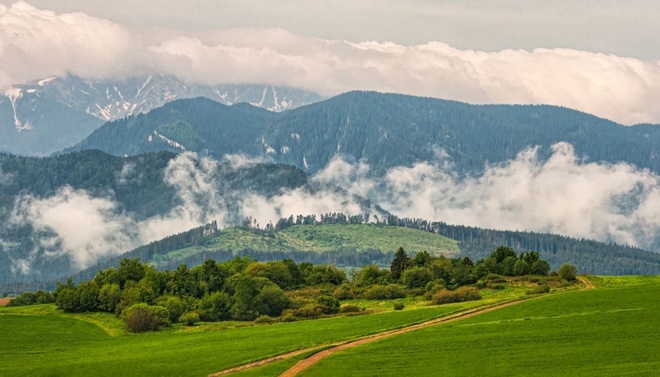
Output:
left=372, top=143, right=660, bottom=250
left=10, top=186, right=136, bottom=268
left=0, top=1, right=140, bottom=87
left=8, top=146, right=660, bottom=275
left=0, top=3, right=659, bottom=124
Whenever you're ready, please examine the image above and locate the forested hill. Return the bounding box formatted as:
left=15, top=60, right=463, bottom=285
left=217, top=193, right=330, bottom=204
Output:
left=65, top=92, right=660, bottom=176
left=65, top=214, right=660, bottom=286
left=0, top=150, right=309, bottom=285
left=63, top=98, right=277, bottom=158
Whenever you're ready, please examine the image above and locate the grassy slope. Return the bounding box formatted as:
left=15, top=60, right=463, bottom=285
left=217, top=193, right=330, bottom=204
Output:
left=156, top=224, right=459, bottom=265
left=0, top=296, right=507, bottom=377
left=300, top=276, right=660, bottom=377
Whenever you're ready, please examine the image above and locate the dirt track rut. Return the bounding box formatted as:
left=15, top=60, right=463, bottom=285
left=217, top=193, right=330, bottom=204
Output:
left=209, top=277, right=594, bottom=377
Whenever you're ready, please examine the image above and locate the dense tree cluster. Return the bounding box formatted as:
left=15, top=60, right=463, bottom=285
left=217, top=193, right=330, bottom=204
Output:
left=385, top=216, right=660, bottom=275
left=52, top=257, right=347, bottom=331
left=9, top=245, right=576, bottom=332
left=374, top=246, right=552, bottom=291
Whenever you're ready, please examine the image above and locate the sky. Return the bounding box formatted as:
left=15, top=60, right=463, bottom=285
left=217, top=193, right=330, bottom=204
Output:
left=0, top=1, right=659, bottom=124
left=3, top=0, right=659, bottom=59
left=2, top=1, right=660, bottom=269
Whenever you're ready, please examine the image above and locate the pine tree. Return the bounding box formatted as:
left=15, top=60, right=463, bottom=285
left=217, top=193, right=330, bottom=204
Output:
left=390, top=247, right=409, bottom=282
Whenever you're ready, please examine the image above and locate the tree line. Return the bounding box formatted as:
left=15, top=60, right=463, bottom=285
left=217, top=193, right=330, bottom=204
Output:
left=8, top=245, right=575, bottom=332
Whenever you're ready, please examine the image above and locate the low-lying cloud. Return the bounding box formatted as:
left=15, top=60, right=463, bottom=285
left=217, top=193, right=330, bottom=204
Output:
left=1, top=2, right=659, bottom=124
left=6, top=144, right=660, bottom=275
left=252, top=143, right=660, bottom=251
left=9, top=153, right=233, bottom=271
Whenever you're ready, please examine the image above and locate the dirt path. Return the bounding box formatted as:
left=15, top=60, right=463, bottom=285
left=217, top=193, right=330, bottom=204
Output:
left=278, top=299, right=529, bottom=377
left=0, top=298, right=12, bottom=307
left=280, top=277, right=596, bottom=377
left=210, top=277, right=594, bottom=377
left=208, top=347, right=324, bottom=377
left=578, top=276, right=594, bottom=290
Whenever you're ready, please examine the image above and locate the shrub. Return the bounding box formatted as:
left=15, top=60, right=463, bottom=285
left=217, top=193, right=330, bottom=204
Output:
left=526, top=284, right=551, bottom=295
left=179, top=311, right=200, bottom=326
left=402, top=267, right=433, bottom=289
left=316, top=295, right=340, bottom=314
left=431, top=287, right=481, bottom=305
left=121, top=303, right=171, bottom=333
left=161, top=296, right=185, bottom=323
left=254, top=315, right=275, bottom=324
left=299, top=304, right=327, bottom=319
left=332, top=283, right=355, bottom=300
left=558, top=263, right=578, bottom=281
left=280, top=311, right=297, bottom=322
left=339, top=304, right=361, bottom=313
left=98, top=284, right=121, bottom=313
left=363, top=284, right=406, bottom=300
left=393, top=302, right=405, bottom=311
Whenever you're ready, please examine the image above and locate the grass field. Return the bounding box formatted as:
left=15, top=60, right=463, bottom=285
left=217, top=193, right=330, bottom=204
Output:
left=299, top=276, right=660, bottom=377
left=0, top=291, right=509, bottom=377
left=155, top=224, right=459, bottom=265
left=1, top=277, right=653, bottom=376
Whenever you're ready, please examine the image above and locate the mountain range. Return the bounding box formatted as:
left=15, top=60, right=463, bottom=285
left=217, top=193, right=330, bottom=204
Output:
left=0, top=75, right=323, bottom=156
left=1, top=90, right=660, bottom=287
left=65, top=91, right=660, bottom=176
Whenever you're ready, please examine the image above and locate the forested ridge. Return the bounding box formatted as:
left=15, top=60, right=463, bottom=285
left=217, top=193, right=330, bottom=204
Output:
left=55, top=213, right=660, bottom=290
left=0, top=151, right=309, bottom=285
left=65, top=92, right=660, bottom=176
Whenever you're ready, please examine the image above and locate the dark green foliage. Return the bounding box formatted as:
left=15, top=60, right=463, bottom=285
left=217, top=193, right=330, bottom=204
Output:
left=316, top=295, right=340, bottom=314
left=390, top=247, right=409, bottom=282
left=356, top=265, right=390, bottom=286
left=121, top=303, right=170, bottom=333
left=491, top=246, right=518, bottom=263
left=386, top=216, right=660, bottom=275
left=559, top=263, right=578, bottom=281
left=304, top=265, right=346, bottom=285
left=256, top=285, right=290, bottom=317
left=6, top=290, right=54, bottom=306
left=393, top=302, right=405, bottom=311
left=245, top=261, right=295, bottom=289
left=363, top=285, right=406, bottom=300
left=401, top=267, right=434, bottom=289
left=198, top=292, right=232, bottom=321
left=160, top=296, right=185, bottom=323
left=431, top=287, right=481, bottom=305
left=179, top=311, right=200, bottom=326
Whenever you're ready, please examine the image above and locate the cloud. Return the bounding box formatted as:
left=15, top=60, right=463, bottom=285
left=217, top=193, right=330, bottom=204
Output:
left=8, top=153, right=233, bottom=270
left=0, top=2, right=659, bottom=124
left=10, top=186, right=137, bottom=268
left=369, top=143, right=660, bottom=250
left=7, top=146, right=660, bottom=276
left=0, top=1, right=141, bottom=88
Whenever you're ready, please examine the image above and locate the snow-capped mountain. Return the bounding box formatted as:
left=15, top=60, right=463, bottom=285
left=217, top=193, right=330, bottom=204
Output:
left=0, top=75, right=323, bottom=156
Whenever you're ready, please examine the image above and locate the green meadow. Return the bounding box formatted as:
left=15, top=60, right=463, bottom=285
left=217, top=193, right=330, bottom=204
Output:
left=300, top=276, right=660, bottom=377
left=154, top=224, right=459, bottom=265
left=0, top=295, right=495, bottom=377
left=1, top=277, right=657, bottom=376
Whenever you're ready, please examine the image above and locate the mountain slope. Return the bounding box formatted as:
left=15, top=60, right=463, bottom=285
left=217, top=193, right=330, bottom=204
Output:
left=67, top=91, right=660, bottom=176
left=0, top=150, right=310, bottom=284
left=68, top=219, right=660, bottom=284
left=64, top=98, right=277, bottom=157
left=0, top=75, right=323, bottom=156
